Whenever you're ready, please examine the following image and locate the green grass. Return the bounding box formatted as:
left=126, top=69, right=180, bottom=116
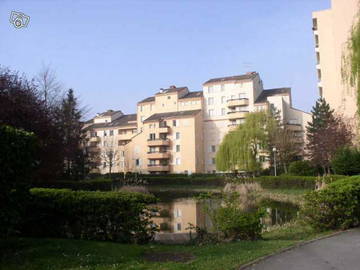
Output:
left=0, top=222, right=332, bottom=270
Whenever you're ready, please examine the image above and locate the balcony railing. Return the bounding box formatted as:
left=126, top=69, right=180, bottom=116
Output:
left=227, top=98, right=249, bottom=108
left=147, top=164, right=170, bottom=172
left=147, top=138, right=170, bottom=146
left=227, top=111, right=249, bottom=120
left=89, top=136, right=100, bottom=142
left=159, top=126, right=170, bottom=133
left=147, top=151, right=171, bottom=159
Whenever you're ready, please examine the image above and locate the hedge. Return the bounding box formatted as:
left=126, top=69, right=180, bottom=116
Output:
left=227, top=175, right=347, bottom=189
left=302, top=176, right=360, bottom=230
left=33, top=175, right=226, bottom=191
left=22, top=188, right=157, bottom=243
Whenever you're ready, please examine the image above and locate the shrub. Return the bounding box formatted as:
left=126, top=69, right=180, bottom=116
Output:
left=302, top=176, right=360, bottom=230
left=212, top=207, right=264, bottom=240
left=288, top=160, right=317, bottom=176
left=331, top=147, right=360, bottom=175
left=0, top=125, right=37, bottom=237
left=23, top=188, right=157, bottom=243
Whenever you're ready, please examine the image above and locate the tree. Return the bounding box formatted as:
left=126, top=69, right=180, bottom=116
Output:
left=101, top=138, right=120, bottom=179
left=58, top=89, right=86, bottom=180
left=36, top=65, right=63, bottom=107
left=307, top=98, right=353, bottom=174
left=0, top=68, right=64, bottom=180
left=216, top=112, right=276, bottom=175
left=331, top=147, right=360, bottom=175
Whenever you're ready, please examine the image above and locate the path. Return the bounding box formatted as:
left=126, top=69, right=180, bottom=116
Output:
left=243, top=229, right=360, bottom=270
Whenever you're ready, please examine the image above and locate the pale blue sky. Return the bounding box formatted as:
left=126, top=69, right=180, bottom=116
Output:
left=0, top=0, right=329, bottom=118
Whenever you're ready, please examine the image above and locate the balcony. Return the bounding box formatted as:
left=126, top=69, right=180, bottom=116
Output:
left=159, top=126, right=170, bottom=134
left=227, top=98, right=249, bottom=108
left=286, top=124, right=302, bottom=131
left=228, top=111, right=249, bottom=120
left=147, top=139, right=170, bottom=146
left=89, top=136, right=100, bottom=142
left=148, top=164, right=170, bottom=172
left=88, top=146, right=100, bottom=153
left=147, top=151, right=171, bottom=159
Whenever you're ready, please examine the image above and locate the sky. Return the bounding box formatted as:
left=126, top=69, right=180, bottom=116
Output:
left=0, top=0, right=330, bottom=118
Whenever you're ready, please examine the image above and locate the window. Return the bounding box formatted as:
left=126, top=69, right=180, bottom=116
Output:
left=149, top=159, right=156, bottom=165
left=167, top=96, right=171, bottom=99
left=120, top=151, right=125, bottom=157
left=319, top=87, right=323, bottom=97
left=208, top=109, right=214, bottom=116
left=221, top=96, right=226, bottom=104
left=103, top=162, right=106, bottom=168
left=221, top=108, right=226, bottom=116
left=109, top=130, right=114, bottom=136
left=176, top=145, right=180, bottom=152
left=208, top=86, right=214, bottom=93
left=315, top=35, right=319, bottom=48
left=135, top=159, right=140, bottom=166
left=104, top=131, right=107, bottom=136
left=176, top=132, right=180, bottom=140
left=173, top=120, right=177, bottom=127
left=174, top=208, right=182, bottom=217
left=212, top=158, right=216, bottom=165
left=317, top=69, right=322, bottom=81
left=208, top=97, right=214, bottom=105
left=176, top=223, right=182, bottom=231
left=259, top=156, right=266, bottom=162
left=312, top=18, right=318, bottom=31
left=140, top=106, right=143, bottom=112
left=175, top=158, right=181, bottom=165
left=220, top=84, right=225, bottom=91
left=149, top=147, right=156, bottom=153
left=316, top=52, right=320, bottom=64
left=211, top=145, right=216, bottom=152
left=149, top=133, right=156, bottom=140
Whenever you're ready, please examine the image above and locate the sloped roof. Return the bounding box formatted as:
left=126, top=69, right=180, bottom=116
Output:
left=85, top=114, right=137, bottom=130
left=156, top=86, right=188, bottom=95
left=255, top=88, right=291, bottom=104
left=138, top=96, right=155, bottom=103
left=203, top=72, right=258, bottom=85
left=96, top=110, right=122, bottom=117
left=179, top=91, right=203, bottom=99
left=144, top=110, right=201, bottom=123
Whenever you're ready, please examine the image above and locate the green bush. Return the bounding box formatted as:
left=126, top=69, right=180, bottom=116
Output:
left=331, top=147, right=360, bottom=176
left=302, top=176, right=360, bottom=230
left=33, top=178, right=121, bottom=191
left=212, top=207, right=264, bottom=240
left=23, top=188, right=157, bottom=243
left=0, top=125, right=37, bottom=237
left=288, top=160, right=317, bottom=176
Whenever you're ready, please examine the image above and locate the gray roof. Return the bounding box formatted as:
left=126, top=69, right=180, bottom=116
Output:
left=156, top=86, right=188, bottom=94
left=144, top=110, right=201, bottom=123
left=255, top=88, right=291, bottom=104
left=138, top=96, right=155, bottom=103
left=203, top=72, right=258, bottom=85
left=97, top=110, right=122, bottom=117
left=179, top=91, right=203, bottom=99
left=85, top=114, right=137, bottom=130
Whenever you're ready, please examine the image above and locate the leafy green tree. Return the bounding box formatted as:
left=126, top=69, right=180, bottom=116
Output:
left=216, top=112, right=276, bottom=175
left=288, top=160, right=317, bottom=176
left=307, top=98, right=353, bottom=174
left=331, top=147, right=360, bottom=175
left=58, top=89, right=86, bottom=179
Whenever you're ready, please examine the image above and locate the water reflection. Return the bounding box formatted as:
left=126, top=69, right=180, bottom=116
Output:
left=151, top=195, right=299, bottom=234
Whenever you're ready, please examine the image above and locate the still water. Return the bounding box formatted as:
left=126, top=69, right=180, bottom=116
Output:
left=150, top=191, right=299, bottom=235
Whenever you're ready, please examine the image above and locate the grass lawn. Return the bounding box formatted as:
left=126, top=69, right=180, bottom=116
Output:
left=0, top=222, right=332, bottom=270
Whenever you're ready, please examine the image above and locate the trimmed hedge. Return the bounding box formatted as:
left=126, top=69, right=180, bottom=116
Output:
left=33, top=175, right=226, bottom=191
left=227, top=175, right=347, bottom=190
left=302, top=176, right=360, bottom=230
left=23, top=188, right=157, bottom=243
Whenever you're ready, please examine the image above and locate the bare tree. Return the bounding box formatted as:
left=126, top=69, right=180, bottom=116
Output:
left=101, top=138, right=120, bottom=179
left=36, top=65, right=64, bottom=107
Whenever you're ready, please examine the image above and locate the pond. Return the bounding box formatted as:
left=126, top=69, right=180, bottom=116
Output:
left=149, top=188, right=300, bottom=240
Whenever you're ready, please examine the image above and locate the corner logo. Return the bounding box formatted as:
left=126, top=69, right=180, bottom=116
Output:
left=9, top=11, right=30, bottom=29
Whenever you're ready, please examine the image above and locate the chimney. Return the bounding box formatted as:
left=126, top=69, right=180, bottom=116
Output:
left=169, top=85, right=176, bottom=89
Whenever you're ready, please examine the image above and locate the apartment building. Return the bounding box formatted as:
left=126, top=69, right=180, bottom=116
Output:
left=312, top=0, right=359, bottom=120
left=84, top=73, right=310, bottom=174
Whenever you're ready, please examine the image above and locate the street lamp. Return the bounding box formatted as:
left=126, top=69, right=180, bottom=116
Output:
left=272, top=147, right=277, bottom=176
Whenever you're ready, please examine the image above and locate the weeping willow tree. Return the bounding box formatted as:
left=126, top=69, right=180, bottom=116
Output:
left=343, top=13, right=360, bottom=118
left=216, top=111, right=277, bottom=174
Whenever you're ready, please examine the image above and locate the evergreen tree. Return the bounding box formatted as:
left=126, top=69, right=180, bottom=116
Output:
left=59, top=89, right=86, bottom=179
left=306, top=98, right=353, bottom=174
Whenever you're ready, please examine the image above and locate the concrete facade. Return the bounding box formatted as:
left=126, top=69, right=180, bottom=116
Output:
left=84, top=73, right=310, bottom=174
left=312, top=0, right=359, bottom=119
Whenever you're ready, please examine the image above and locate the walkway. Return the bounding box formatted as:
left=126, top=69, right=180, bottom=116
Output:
left=243, top=229, right=360, bottom=270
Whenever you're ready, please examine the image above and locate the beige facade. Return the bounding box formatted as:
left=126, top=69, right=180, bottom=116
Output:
left=84, top=73, right=310, bottom=174
left=312, top=0, right=359, bottom=119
